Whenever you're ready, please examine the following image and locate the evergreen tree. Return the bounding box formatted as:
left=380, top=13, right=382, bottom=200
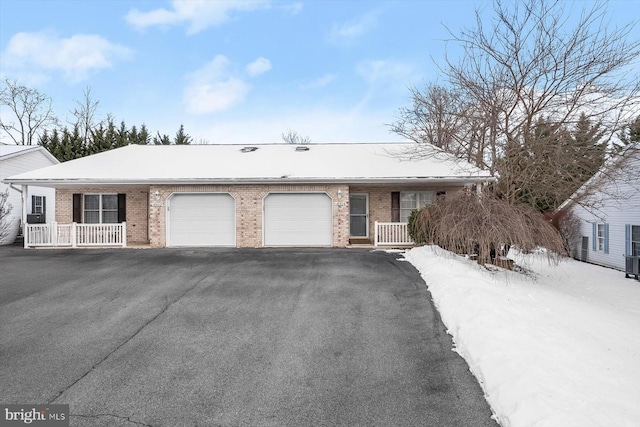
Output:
left=617, top=115, right=640, bottom=150
left=113, top=120, right=129, bottom=148
left=153, top=132, right=171, bottom=145
left=173, top=124, right=192, bottom=145
left=137, top=124, right=151, bottom=145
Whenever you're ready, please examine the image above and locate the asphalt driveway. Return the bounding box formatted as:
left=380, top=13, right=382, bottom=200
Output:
left=0, top=246, right=497, bottom=426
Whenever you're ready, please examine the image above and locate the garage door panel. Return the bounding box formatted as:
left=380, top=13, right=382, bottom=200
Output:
left=264, top=193, right=332, bottom=246
left=169, top=194, right=235, bottom=247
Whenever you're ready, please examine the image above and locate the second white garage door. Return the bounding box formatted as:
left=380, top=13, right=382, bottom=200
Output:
left=264, top=193, right=332, bottom=246
left=168, top=193, right=235, bottom=247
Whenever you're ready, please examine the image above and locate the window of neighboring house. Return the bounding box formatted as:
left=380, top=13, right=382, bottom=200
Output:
left=32, top=196, right=45, bottom=214
left=400, top=191, right=435, bottom=223
left=632, top=225, right=640, bottom=256
left=597, top=223, right=605, bottom=251
left=84, top=194, right=118, bottom=224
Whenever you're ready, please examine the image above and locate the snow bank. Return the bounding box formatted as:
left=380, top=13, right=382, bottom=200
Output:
left=404, top=246, right=640, bottom=427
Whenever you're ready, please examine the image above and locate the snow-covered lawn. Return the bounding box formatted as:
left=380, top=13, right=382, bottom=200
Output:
left=403, top=246, right=640, bottom=427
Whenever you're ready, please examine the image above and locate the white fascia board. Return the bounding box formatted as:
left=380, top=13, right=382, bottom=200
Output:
left=3, top=176, right=495, bottom=187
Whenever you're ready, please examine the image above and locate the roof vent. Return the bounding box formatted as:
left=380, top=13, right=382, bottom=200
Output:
left=295, top=146, right=310, bottom=152
left=240, top=146, right=258, bottom=153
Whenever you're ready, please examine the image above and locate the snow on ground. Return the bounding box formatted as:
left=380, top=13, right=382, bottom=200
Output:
left=403, top=246, right=640, bottom=427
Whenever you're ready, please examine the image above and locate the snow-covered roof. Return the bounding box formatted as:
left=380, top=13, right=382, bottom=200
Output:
left=3, top=143, right=494, bottom=187
left=556, top=142, right=639, bottom=211
left=0, top=144, right=55, bottom=162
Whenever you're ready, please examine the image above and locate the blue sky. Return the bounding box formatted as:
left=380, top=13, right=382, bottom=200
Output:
left=1, top=0, right=638, bottom=144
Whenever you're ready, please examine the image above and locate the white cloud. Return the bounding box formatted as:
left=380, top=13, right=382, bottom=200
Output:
left=3, top=30, right=132, bottom=82
left=184, top=55, right=253, bottom=114
left=126, top=0, right=270, bottom=34
left=300, top=74, right=336, bottom=90
left=356, top=60, right=416, bottom=85
left=245, top=57, right=272, bottom=76
left=282, top=2, right=303, bottom=15
left=329, top=11, right=379, bottom=45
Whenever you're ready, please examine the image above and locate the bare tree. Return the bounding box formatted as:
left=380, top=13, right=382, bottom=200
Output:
left=394, top=0, right=640, bottom=212
left=0, top=78, right=58, bottom=145
left=70, top=87, right=102, bottom=144
left=282, top=129, right=311, bottom=144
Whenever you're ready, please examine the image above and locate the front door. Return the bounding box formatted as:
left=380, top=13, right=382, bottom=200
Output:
left=349, top=193, right=368, bottom=237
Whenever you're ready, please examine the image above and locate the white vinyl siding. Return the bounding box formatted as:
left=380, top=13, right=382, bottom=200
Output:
left=168, top=193, right=235, bottom=247
left=570, top=152, right=640, bottom=271
left=0, top=148, right=57, bottom=245
left=400, top=191, right=435, bottom=222
left=264, top=193, right=332, bottom=246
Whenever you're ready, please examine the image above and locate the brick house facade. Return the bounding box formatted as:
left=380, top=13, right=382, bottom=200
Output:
left=6, top=143, right=493, bottom=248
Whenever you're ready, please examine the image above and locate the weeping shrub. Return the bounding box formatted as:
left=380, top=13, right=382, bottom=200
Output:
left=411, top=190, right=567, bottom=264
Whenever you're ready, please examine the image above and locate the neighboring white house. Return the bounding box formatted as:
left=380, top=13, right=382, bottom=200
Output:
left=0, top=144, right=59, bottom=245
left=559, top=143, right=640, bottom=272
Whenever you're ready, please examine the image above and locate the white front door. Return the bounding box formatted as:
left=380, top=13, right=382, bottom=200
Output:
left=349, top=193, right=368, bottom=237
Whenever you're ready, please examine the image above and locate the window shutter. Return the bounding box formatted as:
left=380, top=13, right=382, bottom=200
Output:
left=72, top=194, right=82, bottom=223
left=625, top=224, right=631, bottom=257
left=391, top=192, right=400, bottom=222
left=42, top=197, right=46, bottom=215
left=117, top=194, right=126, bottom=223
left=604, top=223, right=609, bottom=254
left=31, top=195, right=36, bottom=214
left=592, top=223, right=597, bottom=251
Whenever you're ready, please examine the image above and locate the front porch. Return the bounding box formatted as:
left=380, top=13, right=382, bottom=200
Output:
left=24, top=222, right=127, bottom=248
left=348, top=222, right=415, bottom=247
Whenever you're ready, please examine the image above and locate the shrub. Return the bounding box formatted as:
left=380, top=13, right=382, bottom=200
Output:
left=411, top=190, right=567, bottom=264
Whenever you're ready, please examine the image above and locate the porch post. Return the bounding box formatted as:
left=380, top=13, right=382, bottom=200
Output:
left=71, top=222, right=77, bottom=248
left=374, top=221, right=379, bottom=247
left=21, top=185, right=28, bottom=248
left=122, top=222, right=127, bottom=247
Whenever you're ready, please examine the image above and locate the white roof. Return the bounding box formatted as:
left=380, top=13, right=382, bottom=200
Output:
left=3, top=143, right=494, bottom=187
left=0, top=144, right=59, bottom=164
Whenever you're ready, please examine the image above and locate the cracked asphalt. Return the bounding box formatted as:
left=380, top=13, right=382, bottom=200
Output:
left=0, top=246, right=497, bottom=426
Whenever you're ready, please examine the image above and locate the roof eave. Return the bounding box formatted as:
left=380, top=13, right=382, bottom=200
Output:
left=3, top=176, right=495, bottom=188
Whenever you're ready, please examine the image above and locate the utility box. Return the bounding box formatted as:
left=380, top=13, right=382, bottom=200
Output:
left=27, top=213, right=45, bottom=224
left=625, top=256, right=640, bottom=280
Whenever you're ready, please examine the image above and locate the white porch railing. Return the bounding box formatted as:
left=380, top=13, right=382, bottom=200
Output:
left=374, top=221, right=414, bottom=246
left=24, top=222, right=127, bottom=248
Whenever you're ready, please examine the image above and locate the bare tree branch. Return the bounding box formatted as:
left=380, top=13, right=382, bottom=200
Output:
left=0, top=78, right=58, bottom=145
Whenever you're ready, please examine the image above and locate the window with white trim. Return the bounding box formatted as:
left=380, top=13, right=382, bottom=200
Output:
left=32, top=196, right=45, bottom=214
left=632, top=225, right=640, bottom=256
left=84, top=194, right=118, bottom=224
left=596, top=223, right=605, bottom=251
left=400, top=191, right=435, bottom=222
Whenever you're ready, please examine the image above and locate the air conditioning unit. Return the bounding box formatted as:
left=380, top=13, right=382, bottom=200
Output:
left=27, top=213, right=46, bottom=224
left=625, top=256, right=640, bottom=280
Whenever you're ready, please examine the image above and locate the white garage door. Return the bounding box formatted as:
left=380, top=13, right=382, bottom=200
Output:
left=264, top=193, right=332, bottom=246
left=168, top=193, right=235, bottom=247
